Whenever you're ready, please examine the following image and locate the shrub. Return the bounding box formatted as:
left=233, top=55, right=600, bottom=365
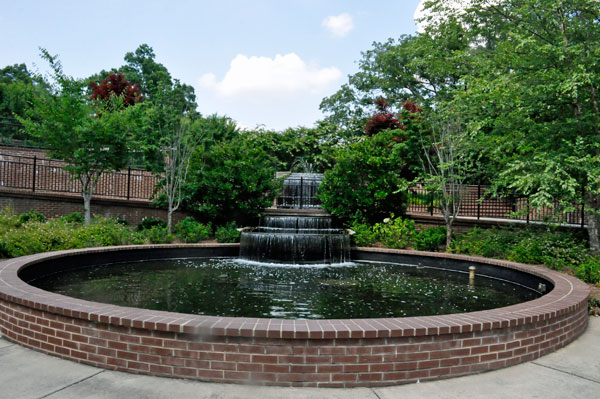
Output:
left=0, top=216, right=144, bottom=258
left=215, top=222, right=241, bottom=243
left=414, top=226, right=447, bottom=251
left=318, top=131, right=410, bottom=223
left=575, top=257, right=600, bottom=285
left=18, top=210, right=46, bottom=225
left=144, top=226, right=174, bottom=244
left=348, top=219, right=378, bottom=247
left=60, top=212, right=84, bottom=224
left=113, top=217, right=129, bottom=226
left=137, top=217, right=167, bottom=231
left=175, top=217, right=211, bottom=243
left=185, top=136, right=279, bottom=225
left=449, top=226, right=600, bottom=284
left=372, top=214, right=416, bottom=249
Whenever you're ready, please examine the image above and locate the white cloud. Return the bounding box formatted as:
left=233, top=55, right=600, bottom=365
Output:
left=198, top=53, right=341, bottom=98
left=322, top=13, right=354, bottom=37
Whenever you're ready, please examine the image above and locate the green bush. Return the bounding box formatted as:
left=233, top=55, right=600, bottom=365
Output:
left=215, top=222, right=241, bottom=243
left=113, top=217, right=129, bottom=226
left=372, top=214, right=416, bottom=249
left=144, top=226, right=174, bottom=244
left=18, top=210, right=46, bottom=225
left=175, top=217, right=211, bottom=243
left=449, top=226, right=599, bottom=284
left=414, top=226, right=447, bottom=251
left=349, top=218, right=378, bottom=247
left=60, top=212, right=84, bottom=224
left=319, top=131, right=409, bottom=223
left=575, top=257, right=600, bottom=285
left=0, top=217, right=144, bottom=258
left=137, top=217, right=167, bottom=231
left=185, top=136, right=279, bottom=225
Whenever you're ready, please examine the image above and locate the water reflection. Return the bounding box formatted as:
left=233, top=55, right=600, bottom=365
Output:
left=33, top=259, right=540, bottom=319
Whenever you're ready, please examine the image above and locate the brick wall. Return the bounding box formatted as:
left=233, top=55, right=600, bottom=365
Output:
left=0, top=190, right=189, bottom=226
left=0, top=293, right=588, bottom=388
left=0, top=246, right=590, bottom=388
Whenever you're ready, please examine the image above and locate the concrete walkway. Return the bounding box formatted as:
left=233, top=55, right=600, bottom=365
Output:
left=1, top=318, right=598, bottom=399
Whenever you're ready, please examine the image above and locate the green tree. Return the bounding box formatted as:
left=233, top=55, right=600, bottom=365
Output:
left=318, top=130, right=411, bottom=223
left=142, top=91, right=206, bottom=234
left=430, top=0, right=600, bottom=250
left=185, top=134, right=279, bottom=225
left=0, top=64, right=50, bottom=143
left=319, top=22, right=472, bottom=135
left=18, top=50, right=141, bottom=225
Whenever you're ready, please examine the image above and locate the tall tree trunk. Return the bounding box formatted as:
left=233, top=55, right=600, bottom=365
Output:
left=584, top=190, right=600, bottom=253
left=82, top=190, right=92, bottom=226
left=167, top=209, right=173, bottom=235
left=445, top=219, right=453, bottom=250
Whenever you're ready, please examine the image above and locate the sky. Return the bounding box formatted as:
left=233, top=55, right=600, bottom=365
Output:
left=0, top=0, right=425, bottom=131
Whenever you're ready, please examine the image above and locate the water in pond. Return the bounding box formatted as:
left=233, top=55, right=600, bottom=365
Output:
left=32, top=259, right=540, bottom=319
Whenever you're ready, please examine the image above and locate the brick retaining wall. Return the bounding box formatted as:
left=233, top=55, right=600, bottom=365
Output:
left=0, top=190, right=189, bottom=226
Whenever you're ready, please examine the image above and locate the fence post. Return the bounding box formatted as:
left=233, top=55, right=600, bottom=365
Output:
left=126, top=167, right=132, bottom=200
left=429, top=189, right=434, bottom=216
left=299, top=177, right=303, bottom=209
left=526, top=197, right=530, bottom=224
left=477, top=183, right=481, bottom=220
left=581, top=188, right=585, bottom=228
left=32, top=156, right=37, bottom=192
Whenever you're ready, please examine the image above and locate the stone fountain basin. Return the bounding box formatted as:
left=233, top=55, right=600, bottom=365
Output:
left=0, top=244, right=590, bottom=388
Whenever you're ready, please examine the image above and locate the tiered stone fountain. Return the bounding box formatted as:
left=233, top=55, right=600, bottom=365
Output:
left=239, top=173, right=351, bottom=264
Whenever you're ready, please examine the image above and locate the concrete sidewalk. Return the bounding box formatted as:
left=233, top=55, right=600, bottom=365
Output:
left=1, top=318, right=598, bottom=399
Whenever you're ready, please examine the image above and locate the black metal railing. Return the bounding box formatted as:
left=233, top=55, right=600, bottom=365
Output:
left=275, top=174, right=323, bottom=209
left=0, top=153, right=158, bottom=200
left=406, top=184, right=586, bottom=227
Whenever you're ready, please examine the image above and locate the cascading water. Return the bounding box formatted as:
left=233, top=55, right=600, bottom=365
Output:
left=239, top=173, right=351, bottom=264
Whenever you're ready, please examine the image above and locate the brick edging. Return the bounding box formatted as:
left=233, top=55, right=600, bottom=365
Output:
left=0, top=245, right=590, bottom=387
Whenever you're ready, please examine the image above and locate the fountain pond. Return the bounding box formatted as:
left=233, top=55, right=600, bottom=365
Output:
left=0, top=173, right=590, bottom=387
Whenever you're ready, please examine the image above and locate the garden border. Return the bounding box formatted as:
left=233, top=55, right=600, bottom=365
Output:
left=0, top=245, right=590, bottom=387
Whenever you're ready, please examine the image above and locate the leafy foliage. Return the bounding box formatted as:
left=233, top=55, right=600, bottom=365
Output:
left=18, top=210, right=46, bottom=225
left=60, top=212, right=84, bottom=224
left=414, top=226, right=447, bottom=251
left=215, top=222, right=241, bottom=243
left=186, top=135, right=278, bottom=225
left=449, top=227, right=591, bottom=272
left=319, top=130, right=410, bottom=223
left=137, top=217, right=167, bottom=231
left=372, top=215, right=417, bottom=249
left=89, top=72, right=143, bottom=106
left=174, top=217, right=211, bottom=243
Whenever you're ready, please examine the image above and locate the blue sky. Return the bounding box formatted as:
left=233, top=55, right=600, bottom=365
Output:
left=0, top=0, right=424, bottom=130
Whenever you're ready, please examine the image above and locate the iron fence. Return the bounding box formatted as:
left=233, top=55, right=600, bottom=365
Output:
left=0, top=153, right=158, bottom=200
left=406, top=184, right=586, bottom=227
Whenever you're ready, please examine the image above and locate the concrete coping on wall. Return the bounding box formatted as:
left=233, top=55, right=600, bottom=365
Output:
left=0, top=244, right=590, bottom=340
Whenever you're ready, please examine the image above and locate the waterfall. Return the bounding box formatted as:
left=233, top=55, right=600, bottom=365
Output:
left=239, top=173, right=351, bottom=264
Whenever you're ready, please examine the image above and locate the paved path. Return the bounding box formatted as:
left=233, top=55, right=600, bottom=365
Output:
left=1, top=318, right=599, bottom=399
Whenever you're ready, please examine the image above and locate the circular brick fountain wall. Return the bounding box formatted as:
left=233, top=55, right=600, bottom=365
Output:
left=0, top=245, right=589, bottom=387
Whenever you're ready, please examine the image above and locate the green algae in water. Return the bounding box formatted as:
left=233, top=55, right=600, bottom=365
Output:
left=32, top=259, right=540, bottom=319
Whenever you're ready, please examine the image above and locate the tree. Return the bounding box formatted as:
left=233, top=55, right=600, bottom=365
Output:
left=18, top=49, right=140, bottom=225
left=319, top=130, right=410, bottom=223
left=431, top=0, right=600, bottom=250
left=319, top=22, right=472, bottom=135
left=89, top=72, right=143, bottom=106
left=185, top=134, right=279, bottom=225
left=0, top=64, right=50, bottom=143
left=143, top=94, right=205, bottom=234
left=419, top=111, right=472, bottom=249
left=364, top=98, right=400, bottom=136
